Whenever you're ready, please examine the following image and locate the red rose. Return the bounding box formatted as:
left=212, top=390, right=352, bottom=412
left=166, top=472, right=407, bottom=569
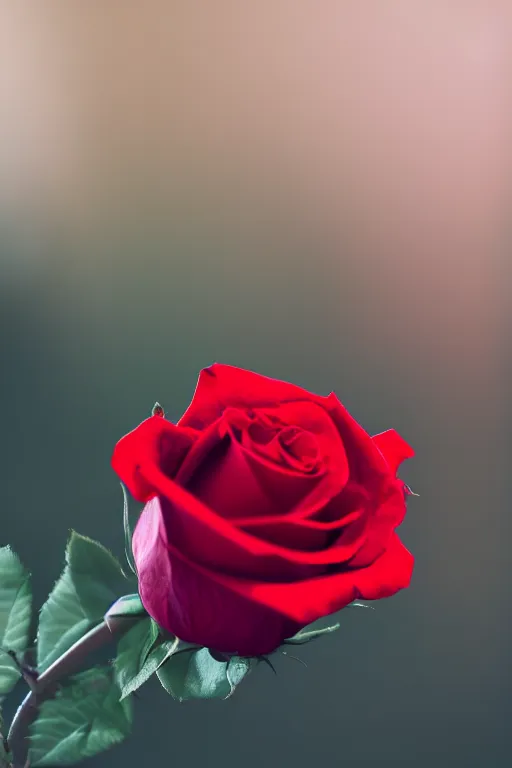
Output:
left=112, top=364, right=414, bottom=657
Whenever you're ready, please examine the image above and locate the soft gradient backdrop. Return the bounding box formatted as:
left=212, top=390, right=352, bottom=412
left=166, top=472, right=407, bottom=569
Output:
left=1, top=3, right=510, bottom=767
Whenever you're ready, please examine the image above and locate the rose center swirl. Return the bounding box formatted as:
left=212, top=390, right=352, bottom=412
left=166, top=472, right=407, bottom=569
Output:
left=225, top=407, right=322, bottom=474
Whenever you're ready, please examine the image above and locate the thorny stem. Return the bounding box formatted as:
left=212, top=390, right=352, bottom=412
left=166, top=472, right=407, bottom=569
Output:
left=7, top=616, right=139, bottom=768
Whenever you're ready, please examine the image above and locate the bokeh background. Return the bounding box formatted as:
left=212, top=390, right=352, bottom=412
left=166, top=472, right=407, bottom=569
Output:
left=1, top=3, right=510, bottom=767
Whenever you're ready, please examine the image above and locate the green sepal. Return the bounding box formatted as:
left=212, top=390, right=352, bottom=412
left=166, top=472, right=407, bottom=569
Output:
left=156, top=647, right=254, bottom=701
left=120, top=483, right=137, bottom=576
left=114, top=620, right=180, bottom=700
left=282, top=601, right=373, bottom=646
left=105, top=593, right=147, bottom=623
left=28, top=666, right=132, bottom=767
left=226, top=656, right=256, bottom=691
left=0, top=546, right=32, bottom=697
left=348, top=601, right=374, bottom=610
left=283, top=621, right=341, bottom=645
left=36, top=532, right=128, bottom=673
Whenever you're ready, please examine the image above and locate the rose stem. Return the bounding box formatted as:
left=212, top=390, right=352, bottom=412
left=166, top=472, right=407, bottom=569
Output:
left=7, top=615, right=139, bottom=768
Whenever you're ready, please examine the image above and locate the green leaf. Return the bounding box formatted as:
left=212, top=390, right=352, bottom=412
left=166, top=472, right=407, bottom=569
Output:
left=0, top=740, right=10, bottom=768
left=37, top=532, right=127, bottom=673
left=105, top=593, right=146, bottom=621
left=0, top=706, right=11, bottom=767
left=156, top=647, right=252, bottom=701
left=120, top=483, right=137, bottom=576
left=115, top=623, right=179, bottom=700
left=113, top=617, right=156, bottom=696
left=0, top=546, right=32, bottom=697
left=28, top=666, right=132, bottom=767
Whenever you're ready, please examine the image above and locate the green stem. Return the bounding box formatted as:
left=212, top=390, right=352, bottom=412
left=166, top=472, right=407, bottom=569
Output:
left=7, top=616, right=138, bottom=768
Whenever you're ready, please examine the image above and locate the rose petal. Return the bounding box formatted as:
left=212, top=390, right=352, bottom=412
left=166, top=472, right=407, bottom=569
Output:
left=173, top=413, right=330, bottom=521
left=238, top=506, right=365, bottom=550
left=142, top=466, right=325, bottom=581
left=141, top=456, right=382, bottom=573
left=178, top=364, right=329, bottom=429
left=325, top=393, right=390, bottom=481
left=234, top=479, right=369, bottom=534
left=372, top=429, right=415, bottom=475
left=113, top=390, right=411, bottom=576
left=228, top=429, right=329, bottom=513
left=132, top=498, right=299, bottom=655
left=135, top=508, right=413, bottom=652
left=234, top=481, right=369, bottom=550
left=178, top=421, right=281, bottom=519
left=246, top=531, right=414, bottom=621
left=111, top=415, right=198, bottom=502
left=223, top=400, right=350, bottom=518
left=112, top=415, right=356, bottom=576
left=343, top=478, right=409, bottom=568
left=259, top=401, right=350, bottom=476
left=184, top=531, right=414, bottom=626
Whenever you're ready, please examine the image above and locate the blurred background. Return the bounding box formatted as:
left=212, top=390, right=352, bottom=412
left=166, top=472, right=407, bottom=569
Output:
left=0, top=2, right=510, bottom=767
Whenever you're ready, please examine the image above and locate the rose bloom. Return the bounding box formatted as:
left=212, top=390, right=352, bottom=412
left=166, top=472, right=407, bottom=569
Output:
left=112, top=364, right=414, bottom=657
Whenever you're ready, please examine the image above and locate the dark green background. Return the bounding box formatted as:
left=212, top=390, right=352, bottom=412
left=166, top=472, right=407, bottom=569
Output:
left=0, top=4, right=509, bottom=766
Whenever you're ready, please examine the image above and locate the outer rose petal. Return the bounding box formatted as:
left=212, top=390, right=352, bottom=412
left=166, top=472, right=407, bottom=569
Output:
left=133, top=497, right=299, bottom=655
left=372, top=429, right=415, bottom=475
left=171, top=528, right=414, bottom=627
left=325, top=392, right=390, bottom=480
left=133, top=497, right=413, bottom=654
left=179, top=364, right=329, bottom=430
left=339, top=430, right=413, bottom=567
left=247, top=532, right=414, bottom=619
left=341, top=478, right=408, bottom=568
left=111, top=415, right=197, bottom=502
